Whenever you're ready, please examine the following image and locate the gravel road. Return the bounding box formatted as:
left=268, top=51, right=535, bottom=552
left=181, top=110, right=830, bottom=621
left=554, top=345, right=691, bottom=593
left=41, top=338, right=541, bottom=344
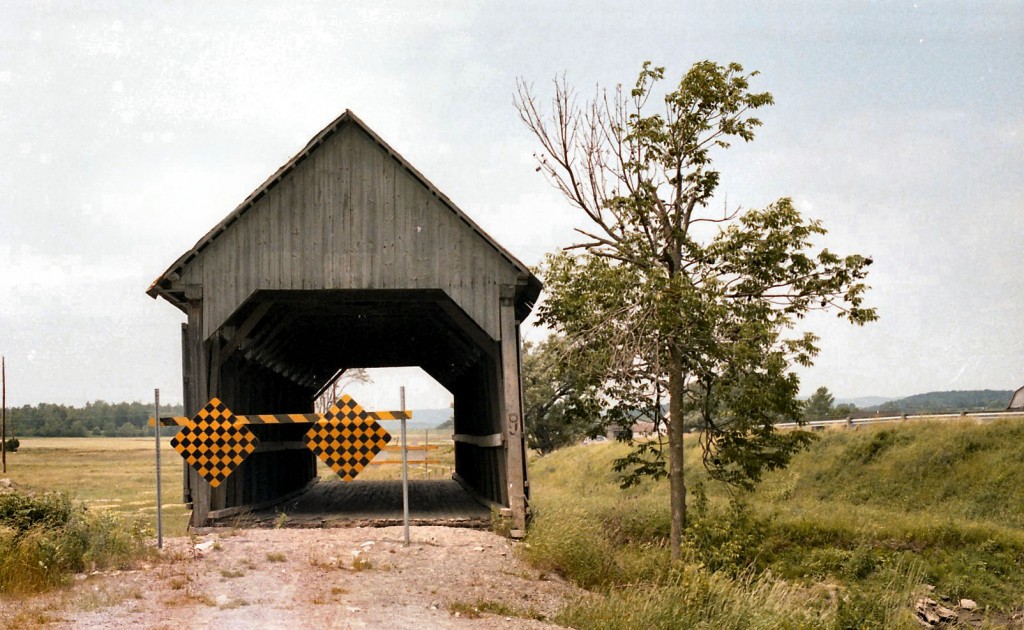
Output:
left=0, top=526, right=583, bottom=629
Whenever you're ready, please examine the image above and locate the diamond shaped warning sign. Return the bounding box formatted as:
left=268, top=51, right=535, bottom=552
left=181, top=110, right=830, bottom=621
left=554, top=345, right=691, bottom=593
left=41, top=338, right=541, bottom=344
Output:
left=305, top=395, right=391, bottom=481
left=170, top=398, right=259, bottom=487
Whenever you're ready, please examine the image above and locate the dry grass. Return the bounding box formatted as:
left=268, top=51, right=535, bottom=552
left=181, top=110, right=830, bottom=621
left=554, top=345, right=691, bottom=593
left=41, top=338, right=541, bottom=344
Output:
left=1, top=432, right=457, bottom=542
left=1, top=437, right=191, bottom=537
left=317, top=429, right=456, bottom=481
left=350, top=556, right=373, bottom=571
left=526, top=419, right=1024, bottom=627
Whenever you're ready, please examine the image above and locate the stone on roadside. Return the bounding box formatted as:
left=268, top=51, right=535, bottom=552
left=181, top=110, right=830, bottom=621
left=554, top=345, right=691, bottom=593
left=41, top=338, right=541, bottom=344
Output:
left=935, top=603, right=957, bottom=620
left=959, top=598, right=977, bottom=610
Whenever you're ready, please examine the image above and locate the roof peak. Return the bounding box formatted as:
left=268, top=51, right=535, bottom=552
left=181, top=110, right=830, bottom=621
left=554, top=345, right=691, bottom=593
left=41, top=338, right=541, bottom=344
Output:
left=147, top=109, right=541, bottom=313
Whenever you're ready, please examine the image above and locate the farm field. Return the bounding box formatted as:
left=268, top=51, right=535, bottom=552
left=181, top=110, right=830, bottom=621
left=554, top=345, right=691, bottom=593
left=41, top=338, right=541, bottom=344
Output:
left=1, top=431, right=457, bottom=539
left=2, top=437, right=192, bottom=538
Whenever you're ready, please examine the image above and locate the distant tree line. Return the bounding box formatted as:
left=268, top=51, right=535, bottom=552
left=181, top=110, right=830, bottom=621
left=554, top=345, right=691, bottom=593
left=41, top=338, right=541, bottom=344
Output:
left=802, top=387, right=1013, bottom=421
left=3, top=400, right=185, bottom=438
left=871, top=390, right=1012, bottom=415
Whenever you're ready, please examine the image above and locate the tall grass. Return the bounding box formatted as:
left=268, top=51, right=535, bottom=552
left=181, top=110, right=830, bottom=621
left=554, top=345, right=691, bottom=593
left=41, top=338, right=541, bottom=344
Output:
left=525, top=419, right=1024, bottom=627
left=0, top=489, right=152, bottom=593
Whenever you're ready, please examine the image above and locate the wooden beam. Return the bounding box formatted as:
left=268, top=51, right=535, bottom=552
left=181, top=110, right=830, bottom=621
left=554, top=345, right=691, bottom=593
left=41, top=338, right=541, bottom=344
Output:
left=209, top=337, right=221, bottom=395
left=218, top=301, right=273, bottom=366
left=185, top=298, right=212, bottom=527
left=180, top=323, right=192, bottom=504
left=499, top=286, right=528, bottom=534
left=453, top=433, right=504, bottom=448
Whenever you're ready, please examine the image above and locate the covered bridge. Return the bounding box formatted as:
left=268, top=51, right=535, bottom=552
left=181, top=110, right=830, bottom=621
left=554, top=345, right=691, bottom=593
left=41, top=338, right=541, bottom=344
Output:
left=148, top=111, right=540, bottom=531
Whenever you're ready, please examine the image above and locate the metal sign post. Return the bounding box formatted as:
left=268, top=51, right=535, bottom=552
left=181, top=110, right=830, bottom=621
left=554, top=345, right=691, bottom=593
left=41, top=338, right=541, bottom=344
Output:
left=400, top=386, right=410, bottom=546
left=2, top=355, right=6, bottom=475
left=154, top=388, right=163, bottom=549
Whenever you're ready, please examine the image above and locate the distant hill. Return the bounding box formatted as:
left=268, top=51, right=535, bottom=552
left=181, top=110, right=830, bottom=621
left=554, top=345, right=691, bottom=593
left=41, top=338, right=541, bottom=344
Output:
left=835, top=396, right=895, bottom=408
left=377, top=408, right=453, bottom=432
left=865, top=390, right=1013, bottom=415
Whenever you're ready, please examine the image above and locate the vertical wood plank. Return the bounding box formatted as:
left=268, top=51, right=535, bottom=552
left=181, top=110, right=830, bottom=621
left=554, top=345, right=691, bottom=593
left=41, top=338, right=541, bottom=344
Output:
left=381, top=156, right=395, bottom=289
left=498, top=287, right=527, bottom=533
left=366, top=137, right=382, bottom=288
left=340, top=127, right=355, bottom=288
left=290, top=172, right=303, bottom=290
left=323, top=130, right=338, bottom=287
left=394, top=163, right=409, bottom=288
left=302, top=152, right=321, bottom=290
left=186, top=297, right=212, bottom=526
left=354, top=130, right=369, bottom=288
left=180, top=323, right=192, bottom=504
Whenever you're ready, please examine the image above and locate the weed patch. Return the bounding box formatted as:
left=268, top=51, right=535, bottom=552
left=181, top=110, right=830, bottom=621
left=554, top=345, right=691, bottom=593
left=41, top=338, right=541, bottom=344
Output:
left=0, top=489, right=151, bottom=594
left=525, top=421, right=1024, bottom=627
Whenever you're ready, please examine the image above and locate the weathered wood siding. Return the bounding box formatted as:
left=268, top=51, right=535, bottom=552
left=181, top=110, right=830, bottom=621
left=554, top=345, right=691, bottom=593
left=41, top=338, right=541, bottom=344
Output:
left=180, top=123, right=519, bottom=341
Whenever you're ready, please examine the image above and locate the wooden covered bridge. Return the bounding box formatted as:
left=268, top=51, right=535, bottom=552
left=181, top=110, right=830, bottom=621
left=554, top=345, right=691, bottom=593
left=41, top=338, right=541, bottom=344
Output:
left=148, top=111, right=540, bottom=531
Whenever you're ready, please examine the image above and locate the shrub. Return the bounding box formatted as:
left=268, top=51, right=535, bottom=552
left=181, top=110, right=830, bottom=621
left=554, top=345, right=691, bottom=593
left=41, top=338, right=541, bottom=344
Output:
left=0, top=489, right=151, bottom=593
left=683, top=483, right=768, bottom=577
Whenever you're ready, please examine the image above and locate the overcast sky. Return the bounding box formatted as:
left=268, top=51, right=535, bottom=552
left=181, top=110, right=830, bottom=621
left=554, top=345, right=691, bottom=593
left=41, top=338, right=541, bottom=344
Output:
left=1, top=1, right=1021, bottom=409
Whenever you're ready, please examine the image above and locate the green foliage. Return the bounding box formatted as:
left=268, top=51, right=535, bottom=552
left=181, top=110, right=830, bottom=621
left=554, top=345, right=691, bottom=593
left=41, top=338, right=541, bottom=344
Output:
left=804, top=386, right=835, bottom=420
left=3, top=437, right=18, bottom=452
left=525, top=420, right=1024, bottom=626
left=522, top=335, right=603, bottom=454
left=0, top=490, right=76, bottom=534
left=518, top=60, right=876, bottom=524
left=0, top=489, right=151, bottom=593
left=683, top=482, right=768, bottom=576
left=4, top=400, right=183, bottom=438
left=840, top=429, right=911, bottom=464
left=612, top=439, right=668, bottom=488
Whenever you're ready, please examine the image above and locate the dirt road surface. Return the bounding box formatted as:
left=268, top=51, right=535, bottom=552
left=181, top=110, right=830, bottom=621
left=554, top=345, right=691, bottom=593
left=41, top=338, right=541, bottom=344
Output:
left=0, top=527, right=583, bottom=629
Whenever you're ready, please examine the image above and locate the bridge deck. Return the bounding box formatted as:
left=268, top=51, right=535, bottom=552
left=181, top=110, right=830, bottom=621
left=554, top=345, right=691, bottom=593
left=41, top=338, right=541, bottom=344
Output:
left=231, top=478, right=492, bottom=528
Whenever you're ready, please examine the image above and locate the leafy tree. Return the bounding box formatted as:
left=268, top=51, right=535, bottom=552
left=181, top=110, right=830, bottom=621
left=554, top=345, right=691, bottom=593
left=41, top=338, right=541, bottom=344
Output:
left=832, top=403, right=859, bottom=418
left=522, top=335, right=603, bottom=454
left=315, top=368, right=372, bottom=414
left=516, top=61, right=876, bottom=558
left=803, top=386, right=835, bottom=420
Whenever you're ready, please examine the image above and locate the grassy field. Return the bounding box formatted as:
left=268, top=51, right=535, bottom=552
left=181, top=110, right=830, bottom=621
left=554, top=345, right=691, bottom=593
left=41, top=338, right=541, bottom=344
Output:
left=1, top=432, right=458, bottom=539
left=525, top=417, right=1024, bottom=628
left=2, top=437, right=193, bottom=538
left=7, top=419, right=1022, bottom=626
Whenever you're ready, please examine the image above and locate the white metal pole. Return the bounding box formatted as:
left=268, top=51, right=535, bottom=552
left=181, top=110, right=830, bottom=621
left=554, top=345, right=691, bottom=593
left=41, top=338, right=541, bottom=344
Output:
left=154, top=388, right=163, bottom=549
left=401, top=385, right=409, bottom=546
left=2, top=355, right=6, bottom=475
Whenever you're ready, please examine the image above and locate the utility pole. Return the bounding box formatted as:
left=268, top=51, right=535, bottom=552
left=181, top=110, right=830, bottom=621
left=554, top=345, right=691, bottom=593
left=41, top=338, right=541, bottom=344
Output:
left=400, top=385, right=410, bottom=546
left=2, top=355, right=6, bottom=474
left=154, top=388, right=163, bottom=549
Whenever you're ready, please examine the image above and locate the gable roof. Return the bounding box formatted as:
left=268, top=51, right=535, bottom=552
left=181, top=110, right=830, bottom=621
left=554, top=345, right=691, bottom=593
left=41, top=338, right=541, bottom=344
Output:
left=147, top=110, right=542, bottom=316
left=1010, top=386, right=1024, bottom=411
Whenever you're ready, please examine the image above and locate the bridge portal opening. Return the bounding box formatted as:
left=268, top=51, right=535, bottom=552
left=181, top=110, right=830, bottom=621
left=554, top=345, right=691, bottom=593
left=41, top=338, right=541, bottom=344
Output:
left=149, top=111, right=538, bottom=531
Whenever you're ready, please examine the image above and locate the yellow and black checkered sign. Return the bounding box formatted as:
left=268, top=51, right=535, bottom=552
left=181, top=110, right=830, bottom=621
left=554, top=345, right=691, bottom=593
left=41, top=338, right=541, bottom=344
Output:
left=170, top=398, right=259, bottom=487
left=165, top=395, right=401, bottom=486
left=305, top=395, right=391, bottom=481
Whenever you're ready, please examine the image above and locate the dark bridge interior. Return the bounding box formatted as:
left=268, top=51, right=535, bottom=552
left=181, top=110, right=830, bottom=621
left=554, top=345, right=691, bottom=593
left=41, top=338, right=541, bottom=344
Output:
left=192, top=288, right=514, bottom=525
left=151, top=111, right=535, bottom=530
